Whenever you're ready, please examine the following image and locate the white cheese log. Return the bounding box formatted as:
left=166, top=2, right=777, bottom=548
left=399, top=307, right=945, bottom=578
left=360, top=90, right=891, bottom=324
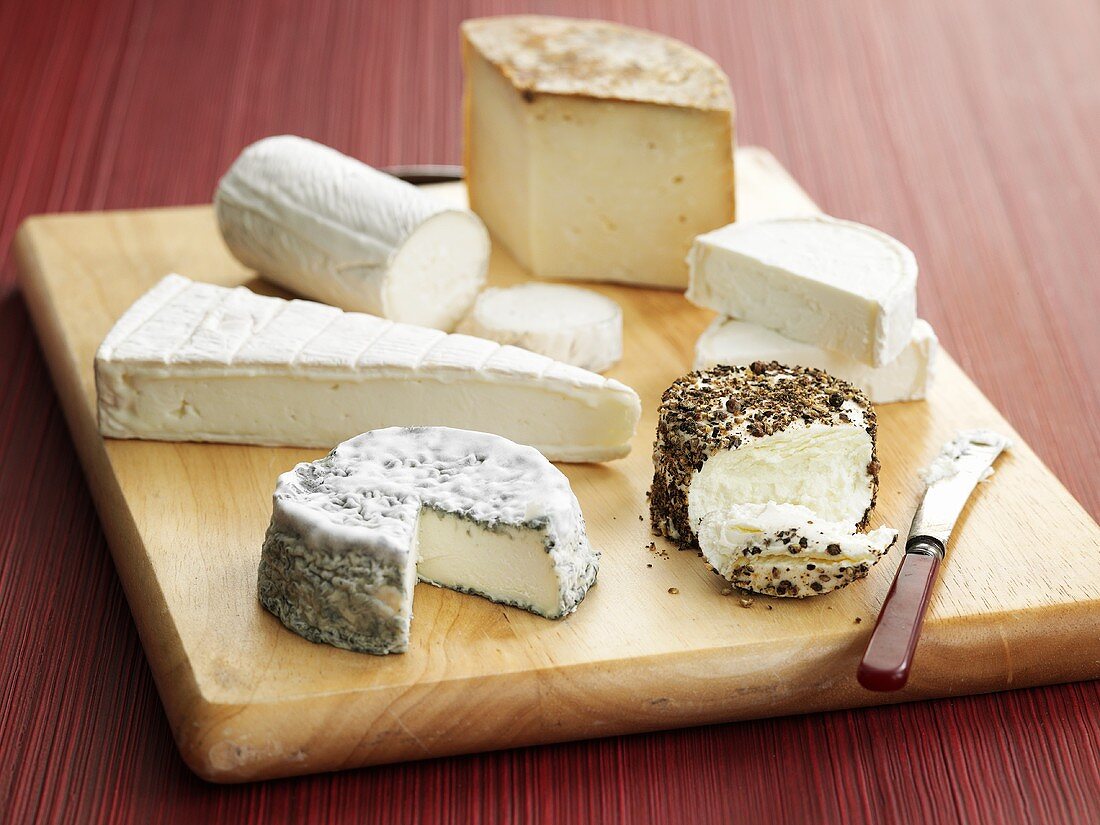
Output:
left=687, top=216, right=918, bottom=366
left=694, top=317, right=938, bottom=404
left=457, top=284, right=623, bottom=372
left=215, top=135, right=490, bottom=331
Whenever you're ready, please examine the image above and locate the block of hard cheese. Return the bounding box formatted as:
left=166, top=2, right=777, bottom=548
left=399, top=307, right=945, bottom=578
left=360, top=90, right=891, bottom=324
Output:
left=462, top=15, right=735, bottom=288
left=694, top=316, right=938, bottom=404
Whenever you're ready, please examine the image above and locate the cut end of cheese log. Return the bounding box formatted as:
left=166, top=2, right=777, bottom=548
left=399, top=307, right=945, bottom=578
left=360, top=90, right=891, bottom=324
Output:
left=694, top=317, right=938, bottom=404
left=456, top=283, right=623, bottom=372
left=697, top=503, right=897, bottom=597
left=94, top=275, right=641, bottom=462
left=258, top=427, right=599, bottom=654
left=687, top=216, right=918, bottom=366
left=215, top=135, right=490, bottom=331
left=461, top=15, right=735, bottom=288
left=650, top=362, right=880, bottom=548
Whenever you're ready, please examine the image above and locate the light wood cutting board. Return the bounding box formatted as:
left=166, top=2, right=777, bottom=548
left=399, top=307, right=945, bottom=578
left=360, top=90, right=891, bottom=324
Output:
left=15, top=147, right=1100, bottom=783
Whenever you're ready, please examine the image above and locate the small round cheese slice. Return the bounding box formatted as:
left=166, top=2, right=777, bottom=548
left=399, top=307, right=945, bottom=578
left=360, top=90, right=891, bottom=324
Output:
left=258, top=426, right=599, bottom=655
left=216, top=135, right=490, bottom=330
left=457, top=284, right=623, bottom=372
left=697, top=502, right=897, bottom=598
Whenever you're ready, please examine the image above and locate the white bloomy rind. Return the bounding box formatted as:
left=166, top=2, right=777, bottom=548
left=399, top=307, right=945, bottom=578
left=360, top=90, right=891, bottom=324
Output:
left=686, top=216, right=919, bottom=366
left=95, top=275, right=641, bottom=461
left=258, top=427, right=599, bottom=655
left=215, top=135, right=490, bottom=330
left=457, top=284, right=623, bottom=372
left=697, top=502, right=897, bottom=597
left=694, top=317, right=938, bottom=404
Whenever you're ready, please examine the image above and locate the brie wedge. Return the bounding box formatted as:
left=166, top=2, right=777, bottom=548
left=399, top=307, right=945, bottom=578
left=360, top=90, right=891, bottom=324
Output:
left=686, top=216, right=918, bottom=366
left=462, top=15, right=735, bottom=288
left=650, top=363, right=881, bottom=548
left=259, top=427, right=599, bottom=654
left=95, top=275, right=641, bottom=461
left=215, top=135, right=490, bottom=330
left=697, top=503, right=897, bottom=597
left=694, top=317, right=938, bottom=404
left=457, top=283, right=623, bottom=372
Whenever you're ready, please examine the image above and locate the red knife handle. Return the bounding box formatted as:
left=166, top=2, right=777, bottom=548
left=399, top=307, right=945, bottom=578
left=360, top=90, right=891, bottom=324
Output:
left=857, top=540, right=942, bottom=692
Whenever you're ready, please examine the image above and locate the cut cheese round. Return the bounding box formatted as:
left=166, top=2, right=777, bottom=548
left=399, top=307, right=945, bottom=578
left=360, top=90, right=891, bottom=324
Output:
left=215, top=135, right=490, bottom=330
left=697, top=503, right=897, bottom=598
left=258, top=426, right=599, bottom=655
left=687, top=216, right=918, bottom=366
left=457, top=284, right=623, bottom=372
left=650, top=362, right=881, bottom=548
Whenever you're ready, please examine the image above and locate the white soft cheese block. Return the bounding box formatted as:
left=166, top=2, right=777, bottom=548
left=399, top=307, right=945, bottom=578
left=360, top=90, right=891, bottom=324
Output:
left=694, top=316, right=938, bottom=404
left=697, top=503, right=897, bottom=598
left=457, top=283, right=623, bottom=372
left=259, top=427, right=599, bottom=654
left=687, top=216, right=918, bottom=366
left=215, top=135, right=490, bottom=330
left=650, top=363, right=882, bottom=548
left=462, top=15, right=735, bottom=288
left=95, top=275, right=641, bottom=461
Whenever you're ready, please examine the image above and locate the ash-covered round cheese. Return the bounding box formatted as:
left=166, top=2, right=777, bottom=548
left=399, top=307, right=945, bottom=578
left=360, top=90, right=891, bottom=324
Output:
left=649, top=362, right=881, bottom=548
left=457, top=284, right=623, bottom=372
left=259, top=426, right=598, bottom=655
left=697, top=503, right=897, bottom=598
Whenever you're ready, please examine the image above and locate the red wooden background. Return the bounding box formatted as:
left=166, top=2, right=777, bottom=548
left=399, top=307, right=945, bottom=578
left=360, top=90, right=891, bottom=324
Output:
left=2, top=0, right=1099, bottom=821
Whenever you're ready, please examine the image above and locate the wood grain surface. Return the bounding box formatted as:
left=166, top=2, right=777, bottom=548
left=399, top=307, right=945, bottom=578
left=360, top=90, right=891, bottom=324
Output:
left=2, top=0, right=1098, bottom=820
left=18, top=156, right=1097, bottom=782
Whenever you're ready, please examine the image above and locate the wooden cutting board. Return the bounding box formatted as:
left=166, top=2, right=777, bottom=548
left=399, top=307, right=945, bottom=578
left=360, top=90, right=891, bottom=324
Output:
left=15, top=147, right=1100, bottom=783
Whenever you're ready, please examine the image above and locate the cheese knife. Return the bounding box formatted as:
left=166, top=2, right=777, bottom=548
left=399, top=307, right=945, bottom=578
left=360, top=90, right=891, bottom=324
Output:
left=383, top=164, right=463, bottom=185
left=858, top=430, right=1011, bottom=692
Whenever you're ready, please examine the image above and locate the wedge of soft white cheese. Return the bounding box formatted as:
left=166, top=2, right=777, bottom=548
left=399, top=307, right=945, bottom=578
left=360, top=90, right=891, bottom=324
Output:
left=457, top=283, right=623, bottom=372
left=259, top=427, right=599, bottom=654
left=650, top=362, right=881, bottom=547
left=694, top=316, right=938, bottom=404
left=462, top=15, right=735, bottom=288
left=215, top=135, right=490, bottom=330
left=697, top=503, right=897, bottom=597
left=686, top=216, right=918, bottom=366
left=95, top=275, right=641, bottom=461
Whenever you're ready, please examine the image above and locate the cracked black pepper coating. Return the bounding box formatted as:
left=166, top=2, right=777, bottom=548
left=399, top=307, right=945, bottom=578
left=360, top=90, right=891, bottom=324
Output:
left=649, top=361, right=881, bottom=548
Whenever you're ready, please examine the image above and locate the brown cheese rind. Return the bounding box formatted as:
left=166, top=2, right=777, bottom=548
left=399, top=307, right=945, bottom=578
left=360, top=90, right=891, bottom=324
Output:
left=461, top=15, right=734, bottom=112
left=649, top=361, right=880, bottom=548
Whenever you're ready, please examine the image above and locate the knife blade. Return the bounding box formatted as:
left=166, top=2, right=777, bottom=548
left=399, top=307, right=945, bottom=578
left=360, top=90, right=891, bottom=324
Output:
left=858, top=429, right=1011, bottom=692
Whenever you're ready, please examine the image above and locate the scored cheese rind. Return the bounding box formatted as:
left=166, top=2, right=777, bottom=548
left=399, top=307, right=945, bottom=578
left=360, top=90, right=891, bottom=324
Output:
left=697, top=503, right=897, bottom=597
left=462, top=15, right=735, bottom=288
left=694, top=317, right=939, bottom=404
left=686, top=216, right=918, bottom=366
left=650, top=362, right=880, bottom=548
left=456, top=284, right=623, bottom=372
left=95, top=275, right=641, bottom=461
left=215, top=135, right=490, bottom=331
left=258, top=427, right=599, bottom=655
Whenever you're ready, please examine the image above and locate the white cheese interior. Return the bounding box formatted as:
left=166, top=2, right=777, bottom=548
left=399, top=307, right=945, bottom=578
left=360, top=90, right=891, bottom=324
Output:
left=687, top=422, right=873, bottom=531
left=415, top=508, right=560, bottom=617
left=101, top=372, right=636, bottom=458
left=694, top=317, right=938, bottom=404
left=385, top=210, right=489, bottom=330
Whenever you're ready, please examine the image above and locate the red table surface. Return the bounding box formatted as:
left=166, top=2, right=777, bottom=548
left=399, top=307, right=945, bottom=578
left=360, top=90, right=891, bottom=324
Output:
left=2, top=0, right=1098, bottom=821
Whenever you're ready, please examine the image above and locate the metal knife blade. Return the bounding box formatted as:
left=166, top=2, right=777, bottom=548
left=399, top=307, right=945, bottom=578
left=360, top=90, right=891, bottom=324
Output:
left=858, top=429, right=1010, bottom=691
left=905, top=429, right=1012, bottom=556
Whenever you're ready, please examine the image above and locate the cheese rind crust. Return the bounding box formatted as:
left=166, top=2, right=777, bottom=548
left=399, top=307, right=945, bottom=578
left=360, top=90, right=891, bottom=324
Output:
left=650, top=362, right=880, bottom=548
left=259, top=427, right=599, bottom=655
left=461, top=16, right=733, bottom=110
